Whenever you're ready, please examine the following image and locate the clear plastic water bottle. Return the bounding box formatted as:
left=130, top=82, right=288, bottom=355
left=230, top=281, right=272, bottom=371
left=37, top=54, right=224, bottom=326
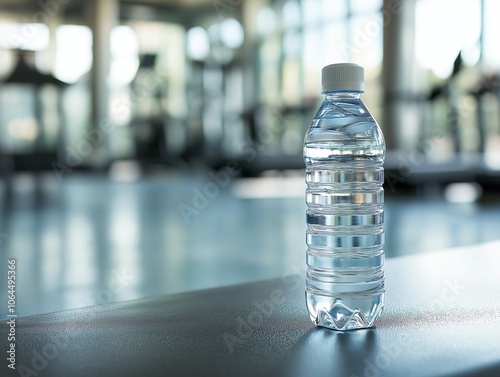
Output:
left=304, top=63, right=385, bottom=330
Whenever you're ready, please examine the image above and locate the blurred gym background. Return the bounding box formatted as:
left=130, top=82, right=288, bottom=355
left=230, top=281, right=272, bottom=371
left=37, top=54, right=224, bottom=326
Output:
left=1, top=0, right=500, bottom=317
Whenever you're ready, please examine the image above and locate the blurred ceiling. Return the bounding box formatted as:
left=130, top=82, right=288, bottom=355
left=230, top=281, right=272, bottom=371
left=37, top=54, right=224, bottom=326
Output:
left=0, top=0, right=223, bottom=24
left=0, top=0, right=219, bottom=15
left=0, top=0, right=215, bottom=12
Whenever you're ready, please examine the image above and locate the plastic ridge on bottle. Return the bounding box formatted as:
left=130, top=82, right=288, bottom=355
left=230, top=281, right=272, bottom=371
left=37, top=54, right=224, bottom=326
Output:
left=304, top=63, right=386, bottom=330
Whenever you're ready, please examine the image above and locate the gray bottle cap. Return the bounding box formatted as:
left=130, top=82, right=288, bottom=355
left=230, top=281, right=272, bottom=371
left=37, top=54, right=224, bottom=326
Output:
left=322, top=63, right=365, bottom=92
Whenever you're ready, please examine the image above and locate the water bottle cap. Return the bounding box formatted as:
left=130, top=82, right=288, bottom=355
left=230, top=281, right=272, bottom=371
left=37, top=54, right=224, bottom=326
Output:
left=322, top=63, right=365, bottom=92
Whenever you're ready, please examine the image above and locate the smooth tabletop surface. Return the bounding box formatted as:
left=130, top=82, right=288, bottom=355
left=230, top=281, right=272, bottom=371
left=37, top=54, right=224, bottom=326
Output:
left=2, top=241, right=500, bottom=377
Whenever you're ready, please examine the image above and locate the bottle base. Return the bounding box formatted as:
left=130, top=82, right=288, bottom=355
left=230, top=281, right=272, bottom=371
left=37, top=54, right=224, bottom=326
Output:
left=306, top=291, right=384, bottom=331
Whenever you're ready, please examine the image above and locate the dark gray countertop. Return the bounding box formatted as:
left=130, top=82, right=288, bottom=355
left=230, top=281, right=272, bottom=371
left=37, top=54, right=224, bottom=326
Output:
left=2, top=241, right=500, bottom=377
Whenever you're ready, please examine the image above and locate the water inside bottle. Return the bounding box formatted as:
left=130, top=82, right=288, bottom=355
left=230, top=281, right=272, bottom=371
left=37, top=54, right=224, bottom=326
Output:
left=304, top=114, right=385, bottom=330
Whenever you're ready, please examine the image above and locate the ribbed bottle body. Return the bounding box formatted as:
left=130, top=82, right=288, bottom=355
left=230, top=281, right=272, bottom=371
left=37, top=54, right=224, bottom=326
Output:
left=304, top=93, right=385, bottom=330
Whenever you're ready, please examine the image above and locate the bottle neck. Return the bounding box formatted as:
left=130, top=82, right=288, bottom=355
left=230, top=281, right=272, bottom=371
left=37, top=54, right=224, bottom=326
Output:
left=324, top=91, right=362, bottom=100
